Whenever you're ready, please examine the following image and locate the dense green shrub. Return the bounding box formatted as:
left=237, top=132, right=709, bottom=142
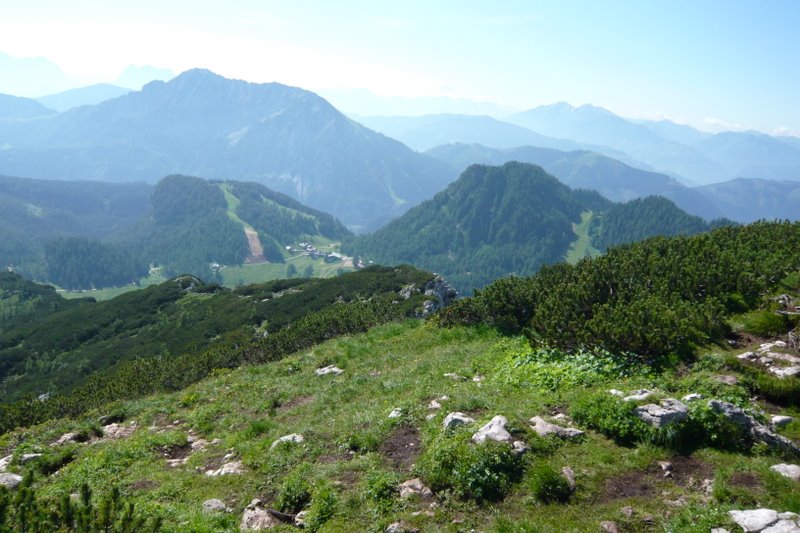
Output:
left=570, top=392, right=654, bottom=446
left=416, top=431, right=523, bottom=502
left=527, top=462, right=573, bottom=503
left=276, top=465, right=313, bottom=513
left=364, top=469, right=399, bottom=512
left=304, top=481, right=338, bottom=532
left=742, top=310, right=792, bottom=337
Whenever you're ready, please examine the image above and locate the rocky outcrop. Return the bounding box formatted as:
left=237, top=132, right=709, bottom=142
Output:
left=529, top=416, right=584, bottom=439
left=728, top=509, right=800, bottom=533
left=415, top=275, right=458, bottom=317
left=634, top=399, right=689, bottom=428
left=270, top=434, right=304, bottom=449
left=443, top=412, right=475, bottom=430
left=203, top=499, right=230, bottom=513
left=205, top=461, right=245, bottom=477
left=0, top=473, right=23, bottom=490
left=398, top=478, right=433, bottom=499
left=315, top=365, right=343, bottom=376
left=770, top=464, right=800, bottom=481
left=472, top=416, right=514, bottom=444
left=102, top=421, right=137, bottom=440
left=240, top=499, right=281, bottom=530
left=709, top=400, right=800, bottom=454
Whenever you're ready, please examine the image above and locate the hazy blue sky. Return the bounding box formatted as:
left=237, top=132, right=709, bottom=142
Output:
left=1, top=0, right=798, bottom=134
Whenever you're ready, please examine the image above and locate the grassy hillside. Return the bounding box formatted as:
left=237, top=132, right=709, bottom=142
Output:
left=0, top=265, right=436, bottom=405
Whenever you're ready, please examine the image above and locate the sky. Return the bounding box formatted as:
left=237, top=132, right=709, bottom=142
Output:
left=0, top=0, right=798, bottom=134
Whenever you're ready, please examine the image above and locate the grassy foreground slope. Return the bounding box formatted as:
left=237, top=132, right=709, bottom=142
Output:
left=2, top=320, right=798, bottom=532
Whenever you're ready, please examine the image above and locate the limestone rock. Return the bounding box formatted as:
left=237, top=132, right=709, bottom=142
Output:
left=600, top=521, right=620, bottom=533
left=270, top=434, right=304, bottom=449
left=240, top=499, right=280, bottom=530
left=608, top=389, right=624, bottom=397
left=729, top=509, right=779, bottom=532
left=428, top=400, right=442, bottom=410
left=769, top=366, right=800, bottom=379
left=388, top=408, right=403, bottom=419
left=203, top=499, right=229, bottom=513
left=512, top=440, right=529, bottom=454
left=682, top=393, right=704, bottom=402
left=443, top=372, right=467, bottom=381
left=634, top=399, right=688, bottom=428
left=0, top=473, right=23, bottom=490
left=762, top=519, right=800, bottom=533
left=205, top=461, right=244, bottom=477
left=54, top=432, right=82, bottom=446
left=710, top=400, right=800, bottom=454
left=398, top=478, right=433, bottom=499
left=472, top=415, right=514, bottom=444
left=770, top=464, right=800, bottom=481
left=715, top=374, right=739, bottom=386
left=529, top=416, right=584, bottom=439
left=315, top=365, right=343, bottom=376
left=386, top=522, right=420, bottom=533
left=562, top=466, right=576, bottom=490
left=20, top=453, right=42, bottom=464
left=0, top=455, right=12, bottom=472
left=772, top=415, right=793, bottom=427
left=443, top=412, right=475, bottom=430
left=102, top=421, right=136, bottom=439
left=623, top=389, right=653, bottom=402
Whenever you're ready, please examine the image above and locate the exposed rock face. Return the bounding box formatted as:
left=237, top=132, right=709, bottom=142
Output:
left=770, top=464, right=800, bottom=481
left=420, top=275, right=458, bottom=316
left=398, top=478, right=433, bottom=499
left=472, top=415, right=514, bottom=444
left=443, top=412, right=475, bottom=430
left=529, top=416, right=584, bottom=439
left=709, top=400, right=800, bottom=454
left=270, top=434, right=304, bottom=449
left=315, top=365, right=343, bottom=376
left=240, top=499, right=281, bottom=530
left=0, top=473, right=23, bottom=490
left=726, top=509, right=800, bottom=533
left=634, top=399, right=689, bottom=428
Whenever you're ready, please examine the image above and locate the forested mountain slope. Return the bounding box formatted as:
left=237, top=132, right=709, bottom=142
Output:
left=344, top=162, right=728, bottom=292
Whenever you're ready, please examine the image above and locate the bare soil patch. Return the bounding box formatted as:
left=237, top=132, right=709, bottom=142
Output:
left=730, top=472, right=762, bottom=490
left=599, top=455, right=713, bottom=502
left=157, top=443, right=192, bottom=461
left=379, top=425, right=421, bottom=471
left=279, top=394, right=314, bottom=412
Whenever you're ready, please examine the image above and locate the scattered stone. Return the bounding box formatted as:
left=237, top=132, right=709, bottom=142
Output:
left=0, top=455, right=12, bottom=472
left=472, top=375, right=485, bottom=382
left=621, top=506, right=635, bottom=518
left=762, top=520, right=800, bottom=533
left=54, top=432, right=82, bottom=446
left=659, top=461, right=673, bottom=472
left=682, top=393, right=704, bottom=402
left=240, top=499, right=281, bottom=530
left=388, top=408, right=403, bottom=419
left=529, top=416, right=584, bottom=439
left=398, top=478, right=433, bottom=499
left=472, top=415, right=514, bottom=444
left=512, top=440, right=529, bottom=454
left=769, top=366, right=800, bottom=379
left=428, top=400, right=442, bottom=410
left=443, top=372, right=467, bottom=381
left=203, top=499, right=229, bottom=513
left=634, top=399, right=688, bottom=428
left=562, top=466, right=576, bottom=490
left=623, top=389, right=653, bottom=402
left=772, top=415, right=794, bottom=427
left=608, top=389, right=625, bottom=397
left=425, top=413, right=436, bottom=421
left=102, top=421, right=137, bottom=440
left=294, top=511, right=307, bottom=527
left=600, top=520, right=620, bottom=533
left=315, top=365, right=343, bottom=376
left=439, top=395, right=450, bottom=401
left=710, top=400, right=800, bottom=454
left=738, top=351, right=758, bottom=361
left=20, top=453, right=42, bottom=464
left=710, top=528, right=731, bottom=533
left=270, top=434, right=304, bottom=449
left=443, top=412, right=475, bottom=430
left=768, top=353, right=800, bottom=364
left=205, top=461, right=244, bottom=477
left=770, top=464, right=800, bottom=481
left=729, top=509, right=780, bottom=532
left=0, top=473, right=23, bottom=490
left=715, top=374, right=739, bottom=386
left=386, top=522, right=419, bottom=533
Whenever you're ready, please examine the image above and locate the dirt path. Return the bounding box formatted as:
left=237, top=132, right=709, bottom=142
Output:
left=244, top=228, right=267, bottom=264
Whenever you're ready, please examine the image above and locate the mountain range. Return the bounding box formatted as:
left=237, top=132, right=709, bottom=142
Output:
left=0, top=69, right=455, bottom=231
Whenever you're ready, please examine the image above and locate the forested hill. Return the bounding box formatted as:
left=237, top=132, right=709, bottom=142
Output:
left=1, top=173, right=353, bottom=290
left=0, top=174, right=152, bottom=279
left=0, top=68, right=455, bottom=230
left=343, top=162, right=729, bottom=292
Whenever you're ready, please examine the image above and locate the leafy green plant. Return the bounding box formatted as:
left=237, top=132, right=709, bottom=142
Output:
left=304, top=481, right=338, bottom=532
left=527, top=462, right=572, bottom=503
left=416, top=431, right=523, bottom=502
left=742, top=310, right=791, bottom=337
left=275, top=465, right=313, bottom=513
left=364, top=469, right=399, bottom=512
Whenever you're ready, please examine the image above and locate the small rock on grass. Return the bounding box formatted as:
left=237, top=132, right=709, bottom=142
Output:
left=770, top=464, right=800, bottom=481
left=270, top=434, right=304, bottom=449
left=443, top=412, right=475, bottom=429
left=203, top=499, right=229, bottom=513
left=398, top=478, right=433, bottom=499
left=315, top=365, right=343, bottom=376
left=772, top=415, right=793, bottom=427
left=728, top=509, right=779, bottom=532
left=388, top=408, right=403, bottom=419
left=600, top=521, right=619, bottom=533
left=0, top=473, right=23, bottom=490
left=472, top=415, right=514, bottom=444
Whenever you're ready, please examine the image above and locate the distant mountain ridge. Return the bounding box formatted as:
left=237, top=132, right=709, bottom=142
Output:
left=0, top=69, right=455, bottom=230
left=425, top=143, right=724, bottom=219
left=35, top=83, right=131, bottom=112
left=343, top=162, right=726, bottom=292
